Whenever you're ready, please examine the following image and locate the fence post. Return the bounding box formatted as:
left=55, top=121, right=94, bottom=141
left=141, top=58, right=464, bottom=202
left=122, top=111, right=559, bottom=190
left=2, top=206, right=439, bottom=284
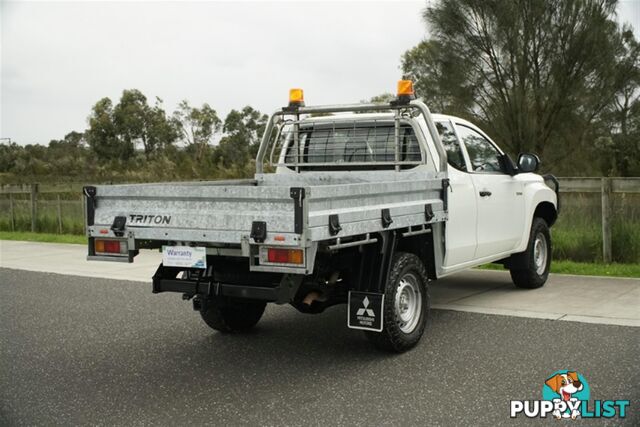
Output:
left=30, top=183, right=38, bottom=233
left=9, top=193, right=15, bottom=231
left=57, top=194, right=63, bottom=234
left=601, top=178, right=612, bottom=263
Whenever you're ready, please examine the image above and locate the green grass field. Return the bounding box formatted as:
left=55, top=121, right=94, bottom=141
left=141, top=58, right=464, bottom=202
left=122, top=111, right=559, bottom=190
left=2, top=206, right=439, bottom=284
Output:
left=0, top=231, right=87, bottom=244
left=1, top=231, right=638, bottom=278
left=478, top=260, right=640, bottom=278
left=0, top=194, right=85, bottom=235
left=551, top=193, right=640, bottom=263
left=0, top=231, right=640, bottom=277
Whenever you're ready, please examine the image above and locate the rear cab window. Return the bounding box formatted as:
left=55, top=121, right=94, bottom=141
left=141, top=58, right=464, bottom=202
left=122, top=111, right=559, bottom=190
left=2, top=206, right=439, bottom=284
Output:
left=281, top=121, right=423, bottom=170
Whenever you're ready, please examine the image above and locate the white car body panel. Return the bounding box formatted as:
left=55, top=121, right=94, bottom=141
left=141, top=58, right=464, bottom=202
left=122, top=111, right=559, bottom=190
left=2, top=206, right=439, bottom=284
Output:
left=428, top=114, right=557, bottom=276
left=471, top=172, right=525, bottom=258
left=442, top=167, right=478, bottom=267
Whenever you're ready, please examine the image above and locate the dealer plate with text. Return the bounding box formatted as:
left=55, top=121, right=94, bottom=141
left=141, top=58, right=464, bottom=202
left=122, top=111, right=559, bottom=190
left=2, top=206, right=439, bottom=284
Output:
left=162, top=246, right=207, bottom=269
left=348, top=291, right=384, bottom=332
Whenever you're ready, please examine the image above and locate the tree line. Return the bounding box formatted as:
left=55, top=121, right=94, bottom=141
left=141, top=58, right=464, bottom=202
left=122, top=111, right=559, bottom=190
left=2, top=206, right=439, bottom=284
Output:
left=0, top=0, right=638, bottom=183
left=402, top=0, right=639, bottom=176
left=0, top=91, right=268, bottom=183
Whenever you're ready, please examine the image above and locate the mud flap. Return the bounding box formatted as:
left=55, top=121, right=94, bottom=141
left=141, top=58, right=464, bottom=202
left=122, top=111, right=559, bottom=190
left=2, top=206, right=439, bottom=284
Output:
left=347, top=291, right=384, bottom=332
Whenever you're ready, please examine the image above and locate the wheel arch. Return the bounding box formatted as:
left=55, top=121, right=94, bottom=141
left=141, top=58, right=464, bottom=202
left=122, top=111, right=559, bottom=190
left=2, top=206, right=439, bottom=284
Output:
left=396, top=232, right=437, bottom=280
left=534, top=201, right=558, bottom=227
left=514, top=182, right=558, bottom=253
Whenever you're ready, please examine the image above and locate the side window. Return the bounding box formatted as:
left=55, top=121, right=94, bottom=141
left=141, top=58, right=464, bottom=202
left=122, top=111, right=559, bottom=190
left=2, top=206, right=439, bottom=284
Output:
left=455, top=124, right=503, bottom=173
left=435, top=121, right=466, bottom=171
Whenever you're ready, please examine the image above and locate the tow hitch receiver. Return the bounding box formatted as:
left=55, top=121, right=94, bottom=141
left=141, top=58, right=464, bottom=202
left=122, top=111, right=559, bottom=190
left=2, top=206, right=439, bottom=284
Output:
left=347, top=291, right=384, bottom=332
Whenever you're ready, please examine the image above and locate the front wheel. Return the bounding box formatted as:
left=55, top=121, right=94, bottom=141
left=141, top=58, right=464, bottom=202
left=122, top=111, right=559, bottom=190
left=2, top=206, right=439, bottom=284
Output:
left=200, top=297, right=266, bottom=333
left=509, top=217, right=551, bottom=289
left=365, top=252, right=430, bottom=353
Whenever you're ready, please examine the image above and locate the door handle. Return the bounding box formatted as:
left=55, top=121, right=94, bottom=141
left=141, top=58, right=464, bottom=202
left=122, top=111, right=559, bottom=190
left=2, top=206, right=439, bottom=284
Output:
left=479, top=190, right=492, bottom=197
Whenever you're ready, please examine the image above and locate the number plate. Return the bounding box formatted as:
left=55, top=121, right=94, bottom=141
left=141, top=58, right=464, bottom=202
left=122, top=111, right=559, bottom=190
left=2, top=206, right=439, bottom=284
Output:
left=162, top=246, right=207, bottom=269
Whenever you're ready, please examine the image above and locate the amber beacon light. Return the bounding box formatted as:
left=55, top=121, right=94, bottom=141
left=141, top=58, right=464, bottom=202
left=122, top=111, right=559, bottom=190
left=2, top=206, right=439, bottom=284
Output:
left=397, top=80, right=415, bottom=96
left=289, top=88, right=305, bottom=107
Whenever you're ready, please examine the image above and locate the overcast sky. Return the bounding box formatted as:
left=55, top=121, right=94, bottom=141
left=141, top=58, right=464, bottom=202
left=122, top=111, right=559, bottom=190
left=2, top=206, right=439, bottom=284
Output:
left=1, top=0, right=639, bottom=146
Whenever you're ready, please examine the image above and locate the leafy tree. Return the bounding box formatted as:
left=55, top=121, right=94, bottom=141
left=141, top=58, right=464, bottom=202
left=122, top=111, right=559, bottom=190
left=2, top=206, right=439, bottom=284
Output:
left=113, top=90, right=178, bottom=158
left=0, top=142, right=21, bottom=173
left=223, top=106, right=268, bottom=144
left=402, top=40, right=474, bottom=114
left=365, top=93, right=396, bottom=104
left=215, top=106, right=268, bottom=166
left=146, top=98, right=180, bottom=155
left=44, top=131, right=91, bottom=180
left=596, top=27, right=640, bottom=175
left=173, top=101, right=222, bottom=161
left=402, top=0, right=639, bottom=175
left=49, top=131, right=85, bottom=148
left=113, top=90, right=147, bottom=155
left=356, top=93, right=397, bottom=113
left=86, top=97, right=133, bottom=161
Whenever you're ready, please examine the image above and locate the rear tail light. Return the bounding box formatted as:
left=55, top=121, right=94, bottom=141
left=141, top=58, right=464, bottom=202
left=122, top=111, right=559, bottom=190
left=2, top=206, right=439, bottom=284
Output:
left=95, top=239, right=128, bottom=255
left=261, top=247, right=304, bottom=265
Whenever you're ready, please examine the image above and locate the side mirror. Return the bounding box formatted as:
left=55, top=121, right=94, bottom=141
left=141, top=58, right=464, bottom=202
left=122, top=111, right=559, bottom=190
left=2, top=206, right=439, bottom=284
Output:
left=517, top=153, right=540, bottom=173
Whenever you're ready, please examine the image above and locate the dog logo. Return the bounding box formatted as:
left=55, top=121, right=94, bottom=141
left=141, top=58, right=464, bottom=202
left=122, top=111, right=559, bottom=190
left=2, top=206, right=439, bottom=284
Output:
left=543, top=371, right=588, bottom=419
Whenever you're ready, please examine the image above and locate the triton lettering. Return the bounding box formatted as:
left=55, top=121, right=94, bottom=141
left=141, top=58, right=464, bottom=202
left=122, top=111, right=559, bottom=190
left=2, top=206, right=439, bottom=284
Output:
left=128, top=214, right=171, bottom=225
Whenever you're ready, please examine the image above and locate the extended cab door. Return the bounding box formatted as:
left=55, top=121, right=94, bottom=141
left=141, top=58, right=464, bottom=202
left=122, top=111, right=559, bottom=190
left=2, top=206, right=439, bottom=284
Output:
left=454, top=123, right=525, bottom=259
left=435, top=121, right=477, bottom=267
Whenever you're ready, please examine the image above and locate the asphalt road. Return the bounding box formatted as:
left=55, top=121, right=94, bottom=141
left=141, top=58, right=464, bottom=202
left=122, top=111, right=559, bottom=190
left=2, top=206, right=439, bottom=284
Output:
left=1, top=268, right=638, bottom=426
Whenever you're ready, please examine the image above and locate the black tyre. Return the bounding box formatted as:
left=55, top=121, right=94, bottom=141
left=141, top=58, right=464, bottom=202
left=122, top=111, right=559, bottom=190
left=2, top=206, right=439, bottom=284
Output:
left=366, top=252, right=430, bottom=353
left=509, top=217, right=551, bottom=289
left=200, top=297, right=266, bottom=333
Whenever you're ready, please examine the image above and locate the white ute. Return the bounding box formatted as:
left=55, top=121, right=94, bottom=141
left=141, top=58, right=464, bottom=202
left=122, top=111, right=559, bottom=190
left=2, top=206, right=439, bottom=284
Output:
left=84, top=81, right=558, bottom=352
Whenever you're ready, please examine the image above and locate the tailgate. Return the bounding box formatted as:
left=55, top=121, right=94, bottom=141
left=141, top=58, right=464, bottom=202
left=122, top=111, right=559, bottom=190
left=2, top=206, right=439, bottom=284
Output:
left=85, top=182, right=297, bottom=244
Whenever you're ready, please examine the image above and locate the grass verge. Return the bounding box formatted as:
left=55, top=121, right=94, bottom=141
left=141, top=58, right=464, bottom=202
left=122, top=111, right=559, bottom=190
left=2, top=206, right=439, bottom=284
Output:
left=0, top=231, right=87, bottom=245
left=1, top=232, right=638, bottom=278
left=478, top=260, right=640, bottom=278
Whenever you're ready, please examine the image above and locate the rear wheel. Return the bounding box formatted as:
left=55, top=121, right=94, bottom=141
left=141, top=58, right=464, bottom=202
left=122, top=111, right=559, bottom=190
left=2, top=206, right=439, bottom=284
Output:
left=200, top=297, right=266, bottom=333
left=365, top=252, right=430, bottom=353
left=509, top=217, right=551, bottom=289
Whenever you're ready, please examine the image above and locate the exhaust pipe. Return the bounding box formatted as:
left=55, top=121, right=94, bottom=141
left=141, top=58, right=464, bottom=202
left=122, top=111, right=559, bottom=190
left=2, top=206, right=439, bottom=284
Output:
left=302, top=291, right=324, bottom=306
